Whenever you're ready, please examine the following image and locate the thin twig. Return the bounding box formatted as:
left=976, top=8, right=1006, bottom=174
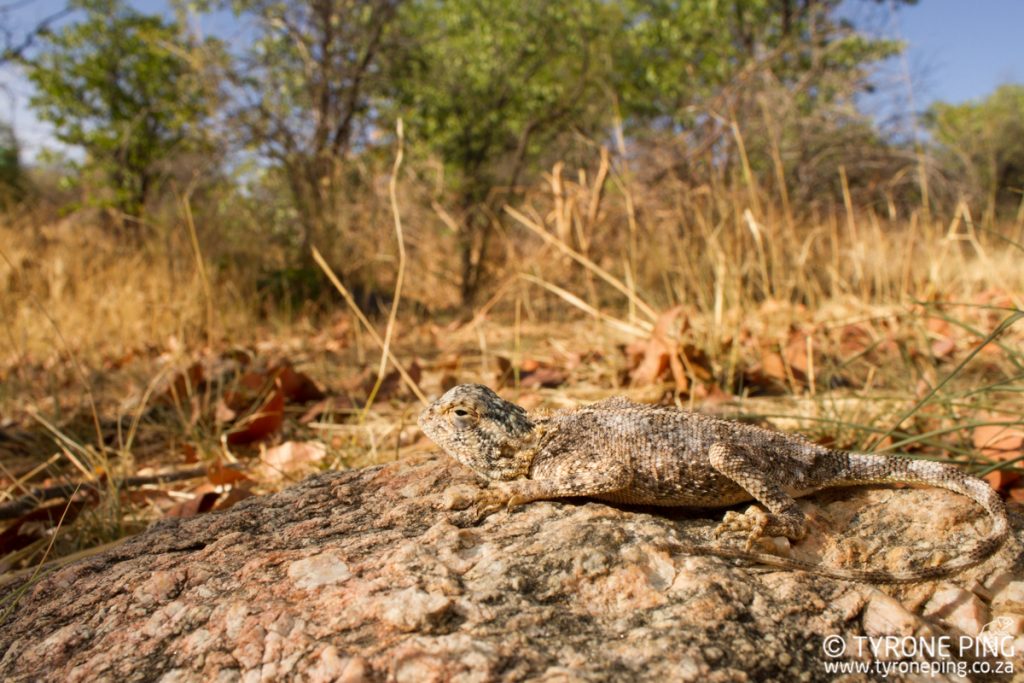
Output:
left=311, top=247, right=427, bottom=405
left=519, top=273, right=651, bottom=337
left=363, top=120, right=408, bottom=415
left=504, top=205, right=660, bottom=322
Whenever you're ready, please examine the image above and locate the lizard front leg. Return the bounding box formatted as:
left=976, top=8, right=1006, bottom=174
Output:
left=470, top=457, right=633, bottom=520
left=708, top=442, right=808, bottom=549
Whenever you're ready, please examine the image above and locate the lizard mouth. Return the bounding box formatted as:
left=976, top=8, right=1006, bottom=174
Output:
left=417, top=404, right=445, bottom=441
left=417, top=407, right=433, bottom=432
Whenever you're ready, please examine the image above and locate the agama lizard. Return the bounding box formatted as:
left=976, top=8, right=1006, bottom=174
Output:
left=418, top=384, right=1010, bottom=584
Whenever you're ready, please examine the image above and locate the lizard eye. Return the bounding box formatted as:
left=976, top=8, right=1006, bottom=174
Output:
left=449, top=407, right=477, bottom=429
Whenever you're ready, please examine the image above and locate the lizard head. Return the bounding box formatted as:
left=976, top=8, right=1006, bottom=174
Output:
left=418, top=383, right=536, bottom=480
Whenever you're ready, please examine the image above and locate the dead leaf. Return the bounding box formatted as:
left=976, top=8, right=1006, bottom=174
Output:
left=237, top=370, right=270, bottom=393
left=838, top=323, right=873, bottom=358
left=181, top=443, right=199, bottom=464
left=227, top=386, right=285, bottom=445
left=693, top=383, right=733, bottom=406
left=258, top=440, right=327, bottom=481
left=496, top=356, right=569, bottom=389
left=159, top=362, right=204, bottom=405
left=165, top=491, right=220, bottom=518
left=984, top=469, right=1020, bottom=492
left=207, top=462, right=250, bottom=486
left=0, top=497, right=92, bottom=556
left=1007, top=487, right=1024, bottom=506
left=214, top=398, right=237, bottom=425
left=104, top=350, right=137, bottom=371
left=298, top=396, right=355, bottom=424
left=926, top=316, right=951, bottom=336
left=364, top=361, right=422, bottom=401
left=759, top=350, right=788, bottom=383
left=628, top=306, right=688, bottom=393
left=930, top=337, right=956, bottom=360
left=276, top=364, right=326, bottom=403
left=782, top=328, right=817, bottom=378
left=973, top=419, right=1024, bottom=461
left=213, top=484, right=255, bottom=511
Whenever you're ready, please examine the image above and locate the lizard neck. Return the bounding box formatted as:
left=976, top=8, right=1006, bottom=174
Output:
left=518, top=418, right=558, bottom=479
left=463, top=416, right=547, bottom=482
left=481, top=417, right=552, bottom=481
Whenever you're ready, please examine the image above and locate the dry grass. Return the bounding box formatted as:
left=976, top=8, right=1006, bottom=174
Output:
left=0, top=218, right=254, bottom=370
left=1, top=150, right=1023, bottom=576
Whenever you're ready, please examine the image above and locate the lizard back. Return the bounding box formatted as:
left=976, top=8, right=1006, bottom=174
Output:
left=530, top=397, right=832, bottom=507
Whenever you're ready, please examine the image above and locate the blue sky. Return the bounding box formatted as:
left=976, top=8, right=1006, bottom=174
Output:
left=839, top=0, right=1024, bottom=127
left=3, top=0, right=1022, bottom=161
left=888, top=0, right=1023, bottom=105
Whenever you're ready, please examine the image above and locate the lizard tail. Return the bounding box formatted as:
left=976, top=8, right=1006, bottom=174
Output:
left=830, top=453, right=1011, bottom=583
left=679, top=454, right=1011, bottom=584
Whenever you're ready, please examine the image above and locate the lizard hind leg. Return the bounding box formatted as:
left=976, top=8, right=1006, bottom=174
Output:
left=708, top=442, right=809, bottom=550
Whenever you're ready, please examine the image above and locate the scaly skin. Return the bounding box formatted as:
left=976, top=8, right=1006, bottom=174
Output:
left=418, top=384, right=1010, bottom=584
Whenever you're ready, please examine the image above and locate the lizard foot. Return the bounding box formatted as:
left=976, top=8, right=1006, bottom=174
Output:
left=713, top=507, right=770, bottom=551
left=469, top=484, right=519, bottom=521
left=440, top=484, right=486, bottom=511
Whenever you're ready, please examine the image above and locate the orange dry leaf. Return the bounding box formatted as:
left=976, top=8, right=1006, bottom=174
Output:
left=165, top=491, right=220, bottom=518
left=221, top=362, right=329, bottom=438
left=213, top=484, right=255, bottom=511
left=364, top=361, right=422, bottom=401
left=159, top=362, right=204, bottom=405
left=181, top=443, right=199, bottom=464
left=984, top=469, right=1021, bottom=492
left=276, top=364, right=326, bottom=403
left=972, top=416, right=1024, bottom=461
left=628, top=306, right=688, bottom=393
left=782, top=329, right=816, bottom=377
left=1007, top=487, right=1024, bottom=505
left=926, top=316, right=951, bottom=336
left=496, top=356, right=569, bottom=389
left=207, top=462, right=250, bottom=486
left=838, top=323, right=873, bottom=358
left=258, top=441, right=327, bottom=481
left=758, top=350, right=788, bottom=383
left=227, top=386, right=285, bottom=445
left=930, top=337, right=957, bottom=360
left=236, top=370, right=270, bottom=393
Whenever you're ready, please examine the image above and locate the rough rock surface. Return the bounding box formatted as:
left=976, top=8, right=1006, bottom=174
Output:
left=1, top=452, right=1022, bottom=682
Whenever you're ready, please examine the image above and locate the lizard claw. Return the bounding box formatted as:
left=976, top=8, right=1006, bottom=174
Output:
left=504, top=494, right=526, bottom=516
left=713, top=507, right=769, bottom=551
left=470, top=485, right=515, bottom=521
